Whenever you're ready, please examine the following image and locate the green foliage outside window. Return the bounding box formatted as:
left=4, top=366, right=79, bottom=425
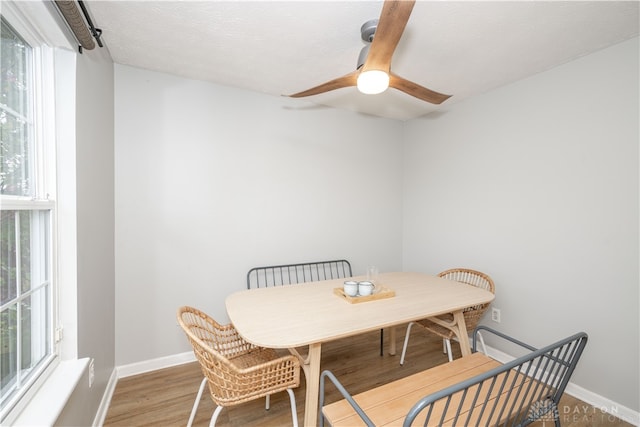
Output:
left=1, top=16, right=31, bottom=197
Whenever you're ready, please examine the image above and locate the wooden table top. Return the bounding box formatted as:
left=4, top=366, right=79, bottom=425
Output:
left=225, top=271, right=495, bottom=348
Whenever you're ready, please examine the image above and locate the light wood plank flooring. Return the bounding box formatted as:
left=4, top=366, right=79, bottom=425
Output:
left=104, top=328, right=631, bottom=426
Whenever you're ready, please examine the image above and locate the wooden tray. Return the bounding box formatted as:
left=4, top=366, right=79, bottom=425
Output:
left=333, top=286, right=395, bottom=304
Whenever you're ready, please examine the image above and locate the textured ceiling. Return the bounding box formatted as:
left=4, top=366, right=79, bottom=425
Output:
left=86, top=1, right=639, bottom=121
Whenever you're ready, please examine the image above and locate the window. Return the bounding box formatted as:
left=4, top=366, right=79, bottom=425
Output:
left=0, top=14, right=56, bottom=421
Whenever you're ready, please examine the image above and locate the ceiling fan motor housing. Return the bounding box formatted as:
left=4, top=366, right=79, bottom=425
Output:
left=360, top=19, right=378, bottom=42
left=357, top=19, right=378, bottom=69
left=357, top=45, right=370, bottom=69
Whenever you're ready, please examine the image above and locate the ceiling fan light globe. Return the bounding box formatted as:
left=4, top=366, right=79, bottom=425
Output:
left=357, top=70, right=389, bottom=95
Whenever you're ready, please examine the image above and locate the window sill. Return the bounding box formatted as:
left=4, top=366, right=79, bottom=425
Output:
left=10, top=358, right=89, bottom=426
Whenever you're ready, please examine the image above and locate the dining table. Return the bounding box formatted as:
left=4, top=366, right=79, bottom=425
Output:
left=225, top=271, right=495, bottom=426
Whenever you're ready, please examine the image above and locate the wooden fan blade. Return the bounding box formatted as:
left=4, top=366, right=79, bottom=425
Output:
left=362, top=0, right=415, bottom=73
left=287, top=70, right=359, bottom=98
left=389, top=73, right=451, bottom=104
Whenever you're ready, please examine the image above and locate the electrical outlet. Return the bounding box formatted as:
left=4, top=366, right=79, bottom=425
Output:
left=491, top=308, right=501, bottom=323
left=89, top=359, right=95, bottom=387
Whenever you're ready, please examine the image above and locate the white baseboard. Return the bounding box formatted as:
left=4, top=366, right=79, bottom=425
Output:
left=483, top=345, right=639, bottom=426
left=93, top=368, right=118, bottom=427
left=91, top=352, right=195, bottom=426
left=563, top=382, right=639, bottom=426
left=116, top=351, right=196, bottom=379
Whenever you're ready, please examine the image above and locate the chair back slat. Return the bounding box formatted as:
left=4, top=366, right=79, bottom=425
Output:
left=404, top=327, right=588, bottom=427
left=247, top=259, right=352, bottom=289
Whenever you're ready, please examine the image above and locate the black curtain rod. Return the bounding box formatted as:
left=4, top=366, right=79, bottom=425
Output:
left=77, top=0, right=103, bottom=48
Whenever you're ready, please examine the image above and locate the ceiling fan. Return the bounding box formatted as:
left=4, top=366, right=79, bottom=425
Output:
left=287, top=0, right=451, bottom=104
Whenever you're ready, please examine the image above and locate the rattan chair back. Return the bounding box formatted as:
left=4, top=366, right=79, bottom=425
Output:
left=400, top=268, right=495, bottom=364
left=177, top=306, right=300, bottom=408
left=437, top=268, right=495, bottom=333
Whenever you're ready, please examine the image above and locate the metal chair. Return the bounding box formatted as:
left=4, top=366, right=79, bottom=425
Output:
left=400, top=268, right=495, bottom=364
left=321, top=327, right=588, bottom=427
left=177, top=306, right=301, bottom=427
left=246, top=259, right=353, bottom=288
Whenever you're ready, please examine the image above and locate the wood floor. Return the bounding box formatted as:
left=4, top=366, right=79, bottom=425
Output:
left=104, top=328, right=631, bottom=427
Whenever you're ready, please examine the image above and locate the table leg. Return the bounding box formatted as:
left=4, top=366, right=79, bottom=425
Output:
left=301, top=343, right=322, bottom=427
left=388, top=327, right=396, bottom=355
left=453, top=311, right=471, bottom=356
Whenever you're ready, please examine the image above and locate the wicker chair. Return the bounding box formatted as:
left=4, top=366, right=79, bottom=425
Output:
left=177, top=306, right=301, bottom=427
left=400, top=268, right=495, bottom=364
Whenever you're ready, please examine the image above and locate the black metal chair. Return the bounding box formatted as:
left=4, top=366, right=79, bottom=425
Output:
left=247, top=259, right=353, bottom=288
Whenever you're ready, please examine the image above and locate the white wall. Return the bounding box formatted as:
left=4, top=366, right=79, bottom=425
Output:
left=56, top=43, right=116, bottom=424
left=114, top=38, right=638, bottom=415
left=73, top=43, right=116, bottom=420
left=403, top=38, right=639, bottom=411
left=114, top=65, right=404, bottom=366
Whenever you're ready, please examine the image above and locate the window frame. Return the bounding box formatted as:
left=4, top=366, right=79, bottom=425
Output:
left=1, top=3, right=59, bottom=423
